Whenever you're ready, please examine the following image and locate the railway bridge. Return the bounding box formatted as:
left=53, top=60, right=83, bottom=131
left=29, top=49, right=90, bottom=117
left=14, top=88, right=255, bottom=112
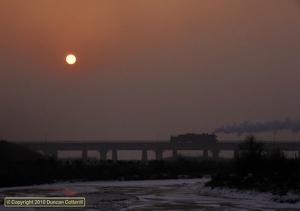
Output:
left=12, top=140, right=300, bottom=161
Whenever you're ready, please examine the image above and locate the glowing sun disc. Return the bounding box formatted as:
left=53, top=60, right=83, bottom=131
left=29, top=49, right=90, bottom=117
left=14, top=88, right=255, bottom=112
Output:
left=66, top=54, right=76, bottom=65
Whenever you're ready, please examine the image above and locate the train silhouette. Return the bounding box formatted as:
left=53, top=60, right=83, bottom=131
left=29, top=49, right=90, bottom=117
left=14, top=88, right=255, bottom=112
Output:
left=170, top=133, right=217, bottom=143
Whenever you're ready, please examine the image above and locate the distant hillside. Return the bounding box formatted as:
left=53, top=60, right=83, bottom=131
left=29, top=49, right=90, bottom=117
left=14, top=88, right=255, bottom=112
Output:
left=0, top=140, right=44, bottom=161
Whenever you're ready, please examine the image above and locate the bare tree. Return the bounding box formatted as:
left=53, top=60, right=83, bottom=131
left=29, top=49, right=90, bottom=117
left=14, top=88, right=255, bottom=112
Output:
left=237, top=134, right=265, bottom=159
left=235, top=134, right=266, bottom=175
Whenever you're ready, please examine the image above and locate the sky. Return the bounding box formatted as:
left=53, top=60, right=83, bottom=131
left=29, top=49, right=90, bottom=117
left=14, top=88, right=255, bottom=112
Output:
left=1, top=0, right=300, bottom=142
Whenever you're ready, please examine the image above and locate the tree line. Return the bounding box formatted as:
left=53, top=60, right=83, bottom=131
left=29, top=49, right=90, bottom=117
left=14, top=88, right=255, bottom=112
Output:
left=206, top=134, right=300, bottom=195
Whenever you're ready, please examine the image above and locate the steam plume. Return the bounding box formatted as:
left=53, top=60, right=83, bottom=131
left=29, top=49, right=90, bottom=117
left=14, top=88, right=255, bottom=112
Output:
left=215, top=117, right=300, bottom=136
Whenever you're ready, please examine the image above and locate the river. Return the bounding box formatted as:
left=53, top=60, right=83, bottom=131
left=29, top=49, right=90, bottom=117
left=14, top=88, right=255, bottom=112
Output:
left=0, top=178, right=299, bottom=211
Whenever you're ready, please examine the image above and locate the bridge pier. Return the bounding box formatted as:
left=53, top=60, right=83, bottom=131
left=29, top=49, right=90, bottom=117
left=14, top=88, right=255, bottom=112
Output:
left=266, top=150, right=272, bottom=157
left=212, top=149, right=219, bottom=159
left=51, top=150, right=58, bottom=160
left=155, top=149, right=164, bottom=160
left=99, top=150, right=108, bottom=161
left=234, top=150, right=239, bottom=158
left=112, top=150, right=118, bottom=162
left=172, top=150, right=177, bottom=160
left=142, top=150, right=148, bottom=162
left=203, top=150, right=208, bottom=158
left=82, top=150, right=88, bottom=161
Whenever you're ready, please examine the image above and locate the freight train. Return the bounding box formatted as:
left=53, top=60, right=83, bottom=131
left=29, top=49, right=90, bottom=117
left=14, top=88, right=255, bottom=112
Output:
left=170, top=133, right=218, bottom=143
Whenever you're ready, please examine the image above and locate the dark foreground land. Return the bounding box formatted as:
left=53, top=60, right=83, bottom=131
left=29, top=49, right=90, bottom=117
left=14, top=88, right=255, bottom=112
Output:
left=206, top=135, right=300, bottom=195
left=1, top=136, right=300, bottom=196
left=0, top=141, right=224, bottom=187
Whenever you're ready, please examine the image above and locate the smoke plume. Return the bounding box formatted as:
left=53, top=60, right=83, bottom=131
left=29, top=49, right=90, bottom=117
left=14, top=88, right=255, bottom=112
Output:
left=215, top=117, right=300, bottom=136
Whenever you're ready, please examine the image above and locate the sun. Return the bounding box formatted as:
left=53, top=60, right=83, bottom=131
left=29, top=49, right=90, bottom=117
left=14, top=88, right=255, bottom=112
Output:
left=66, top=54, right=76, bottom=65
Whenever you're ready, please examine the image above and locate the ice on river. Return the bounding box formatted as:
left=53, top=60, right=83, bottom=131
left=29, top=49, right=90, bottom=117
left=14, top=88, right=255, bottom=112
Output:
left=0, top=178, right=300, bottom=211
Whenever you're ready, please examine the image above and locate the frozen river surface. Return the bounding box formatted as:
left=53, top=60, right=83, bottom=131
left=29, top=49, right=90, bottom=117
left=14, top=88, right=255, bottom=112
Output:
left=0, top=178, right=300, bottom=211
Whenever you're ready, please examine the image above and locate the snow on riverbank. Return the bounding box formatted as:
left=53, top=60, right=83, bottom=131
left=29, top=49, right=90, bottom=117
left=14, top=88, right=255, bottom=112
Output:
left=0, top=178, right=300, bottom=210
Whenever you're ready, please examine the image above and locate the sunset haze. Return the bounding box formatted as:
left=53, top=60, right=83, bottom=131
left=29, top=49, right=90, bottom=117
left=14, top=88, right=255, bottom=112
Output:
left=1, top=1, right=300, bottom=142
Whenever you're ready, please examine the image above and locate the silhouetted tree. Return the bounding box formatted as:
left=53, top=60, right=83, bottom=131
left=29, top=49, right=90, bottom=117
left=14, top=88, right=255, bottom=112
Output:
left=235, top=134, right=266, bottom=176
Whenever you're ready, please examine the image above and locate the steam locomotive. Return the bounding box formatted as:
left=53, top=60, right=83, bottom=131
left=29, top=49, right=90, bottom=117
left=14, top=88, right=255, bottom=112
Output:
left=170, top=133, right=217, bottom=143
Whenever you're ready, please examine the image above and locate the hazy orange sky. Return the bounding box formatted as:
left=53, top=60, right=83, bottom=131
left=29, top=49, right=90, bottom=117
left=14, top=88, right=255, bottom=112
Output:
left=1, top=1, right=300, bottom=141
